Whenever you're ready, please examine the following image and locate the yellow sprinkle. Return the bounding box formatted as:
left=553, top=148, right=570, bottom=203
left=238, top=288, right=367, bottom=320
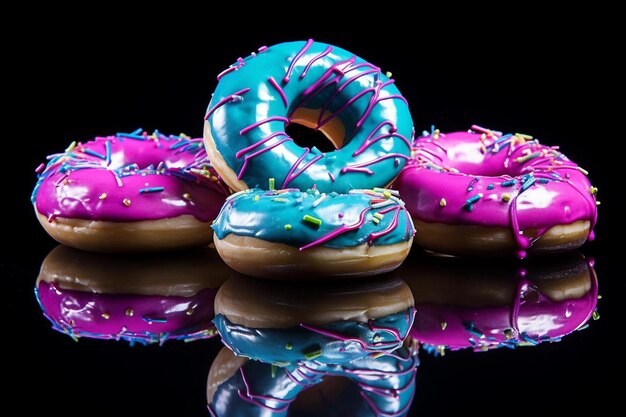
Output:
left=441, top=322, right=447, bottom=330
left=385, top=71, right=392, bottom=78
left=589, top=186, right=598, bottom=195
left=284, top=224, right=292, bottom=230
left=502, top=193, right=511, bottom=202
left=99, top=193, right=107, bottom=200
left=122, top=198, right=132, bottom=207
left=515, top=132, right=533, bottom=140
left=269, top=177, right=275, bottom=190
left=592, top=310, right=600, bottom=320
left=437, top=345, right=446, bottom=356
left=383, top=190, right=392, bottom=199
left=434, top=129, right=440, bottom=140
left=373, top=212, right=383, bottom=220
left=254, top=195, right=260, bottom=201
left=180, top=133, right=191, bottom=139
left=65, top=141, right=77, bottom=152
left=439, top=198, right=447, bottom=207
left=598, top=295, right=603, bottom=299
left=125, top=309, right=134, bottom=317
left=577, top=167, right=589, bottom=175
left=183, top=193, right=191, bottom=200
left=596, top=201, right=601, bottom=206
left=285, top=343, right=293, bottom=350
left=101, top=313, right=110, bottom=319
left=372, top=217, right=380, bottom=224
left=186, top=308, right=195, bottom=316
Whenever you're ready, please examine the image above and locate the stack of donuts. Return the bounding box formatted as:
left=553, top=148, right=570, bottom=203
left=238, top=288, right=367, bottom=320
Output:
left=32, top=39, right=598, bottom=266
left=31, top=39, right=599, bottom=415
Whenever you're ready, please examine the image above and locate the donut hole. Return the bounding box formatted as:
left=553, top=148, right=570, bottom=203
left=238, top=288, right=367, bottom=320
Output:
left=286, top=122, right=337, bottom=153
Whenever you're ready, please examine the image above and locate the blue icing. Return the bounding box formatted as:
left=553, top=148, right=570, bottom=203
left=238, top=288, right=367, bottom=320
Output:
left=213, top=307, right=414, bottom=366
left=205, top=40, right=414, bottom=193
left=211, top=188, right=415, bottom=249
left=208, top=347, right=418, bottom=417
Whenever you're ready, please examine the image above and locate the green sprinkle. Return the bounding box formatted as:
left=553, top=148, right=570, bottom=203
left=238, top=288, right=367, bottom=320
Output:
left=304, top=349, right=322, bottom=360
left=589, top=186, right=598, bottom=195
left=272, top=197, right=289, bottom=203
left=373, top=212, right=384, bottom=220
left=284, top=224, right=292, bottom=230
left=285, top=343, right=293, bottom=350
left=269, top=177, right=275, bottom=190
left=271, top=365, right=277, bottom=378
left=515, top=151, right=542, bottom=163
left=439, top=198, right=447, bottom=207
left=385, top=71, right=393, bottom=78
left=303, top=214, right=322, bottom=227
left=383, top=190, right=392, bottom=199
left=514, top=132, right=533, bottom=140
left=592, top=310, right=600, bottom=320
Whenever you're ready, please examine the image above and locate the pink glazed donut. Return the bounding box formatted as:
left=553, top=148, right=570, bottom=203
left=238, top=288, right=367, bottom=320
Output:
left=32, top=129, right=230, bottom=252
left=394, top=126, right=598, bottom=258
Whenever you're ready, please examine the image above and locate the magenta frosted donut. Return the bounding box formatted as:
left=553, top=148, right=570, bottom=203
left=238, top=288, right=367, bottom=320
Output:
left=394, top=126, right=598, bottom=258
left=32, top=129, right=230, bottom=252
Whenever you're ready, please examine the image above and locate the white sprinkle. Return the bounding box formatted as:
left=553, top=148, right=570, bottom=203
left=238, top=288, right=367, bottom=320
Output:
left=312, top=194, right=327, bottom=207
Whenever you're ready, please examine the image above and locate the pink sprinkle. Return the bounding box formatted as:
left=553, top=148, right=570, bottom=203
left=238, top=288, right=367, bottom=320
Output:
left=328, top=172, right=335, bottom=182
left=47, top=213, right=56, bottom=223
left=35, top=163, right=45, bottom=173
left=338, top=213, right=343, bottom=218
left=258, top=46, right=268, bottom=52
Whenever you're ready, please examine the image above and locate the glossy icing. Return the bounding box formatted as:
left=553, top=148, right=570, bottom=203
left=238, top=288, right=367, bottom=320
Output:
left=208, top=347, right=418, bottom=417
left=33, top=129, right=229, bottom=222
left=36, top=281, right=218, bottom=345
left=394, top=126, right=598, bottom=256
left=212, top=188, right=415, bottom=249
left=404, top=254, right=598, bottom=353
left=214, top=307, right=415, bottom=366
left=204, top=40, right=413, bottom=193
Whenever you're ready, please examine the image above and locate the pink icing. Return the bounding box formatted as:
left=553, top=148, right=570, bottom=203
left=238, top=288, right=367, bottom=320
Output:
left=34, top=131, right=229, bottom=222
left=36, top=280, right=219, bottom=344
left=394, top=127, right=598, bottom=253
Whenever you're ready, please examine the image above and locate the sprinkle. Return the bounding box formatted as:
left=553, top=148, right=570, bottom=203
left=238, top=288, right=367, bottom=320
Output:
left=439, top=198, right=447, bottom=207
left=372, top=217, right=380, bottom=224
left=502, top=193, right=511, bottom=202
left=383, top=191, right=392, bottom=199
left=501, top=180, right=516, bottom=187
left=183, top=193, right=191, bottom=200
left=285, top=343, right=293, bottom=350
left=385, top=71, right=393, bottom=78
left=441, top=322, right=447, bottom=331
left=487, top=183, right=495, bottom=190
left=186, top=308, right=195, bottom=316
left=272, top=197, right=289, bottom=203
left=303, top=214, right=322, bottom=227
left=577, top=323, right=590, bottom=331
left=131, top=128, right=143, bottom=135
left=521, top=176, right=536, bottom=191
left=284, top=224, right=292, bottom=230
left=328, top=172, right=335, bottom=182
left=99, top=193, right=107, bottom=200
left=577, top=167, right=589, bottom=175
left=304, top=349, right=322, bottom=360
left=372, top=200, right=394, bottom=209
left=258, top=45, right=268, bottom=52
left=254, top=195, right=260, bottom=201
left=125, top=309, right=134, bottom=317
left=514, top=132, right=533, bottom=140
left=538, top=178, right=549, bottom=184
left=271, top=365, right=277, bottom=378
left=143, top=316, right=167, bottom=324
left=83, top=148, right=107, bottom=160
left=465, top=193, right=483, bottom=206
left=312, top=194, right=327, bottom=207
left=101, top=313, right=110, bottom=320
left=592, top=310, right=600, bottom=320
left=123, top=198, right=132, bottom=207
left=515, top=151, right=542, bottom=163
left=373, top=212, right=384, bottom=220
left=65, top=141, right=77, bottom=152
left=589, top=186, right=598, bottom=195
left=269, top=177, right=275, bottom=190
left=35, top=163, right=45, bottom=173
left=374, top=187, right=399, bottom=196
left=596, top=201, right=601, bottom=206
left=139, top=186, right=164, bottom=193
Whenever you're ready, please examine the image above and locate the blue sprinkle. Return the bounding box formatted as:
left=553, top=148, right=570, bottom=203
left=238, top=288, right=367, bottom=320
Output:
left=169, top=140, right=190, bottom=150
left=116, top=133, right=146, bottom=140
left=521, top=176, right=536, bottom=191
left=142, top=316, right=167, bottom=323
left=465, top=193, right=483, bottom=207
left=83, top=148, right=107, bottom=160
left=501, top=180, right=516, bottom=187
left=431, top=124, right=435, bottom=135
left=131, top=128, right=143, bottom=135
left=487, top=183, right=495, bottom=190
left=538, top=178, right=549, bottom=184
left=139, top=187, right=165, bottom=193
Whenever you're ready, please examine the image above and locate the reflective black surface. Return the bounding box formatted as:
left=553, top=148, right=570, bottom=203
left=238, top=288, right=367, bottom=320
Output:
left=9, top=15, right=621, bottom=416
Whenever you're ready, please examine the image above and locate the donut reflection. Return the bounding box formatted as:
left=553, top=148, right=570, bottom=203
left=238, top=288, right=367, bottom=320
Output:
left=401, top=253, right=598, bottom=354
left=35, top=245, right=229, bottom=345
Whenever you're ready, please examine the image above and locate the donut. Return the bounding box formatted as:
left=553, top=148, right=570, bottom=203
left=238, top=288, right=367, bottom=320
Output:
left=35, top=245, right=230, bottom=344
left=32, top=129, right=230, bottom=252
left=207, top=346, right=418, bottom=417
left=203, top=40, right=413, bottom=194
left=394, top=126, right=598, bottom=258
left=401, top=253, right=598, bottom=353
left=213, top=273, right=415, bottom=365
left=212, top=187, right=415, bottom=278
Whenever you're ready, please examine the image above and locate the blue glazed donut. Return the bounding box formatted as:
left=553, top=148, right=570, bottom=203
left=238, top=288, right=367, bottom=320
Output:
left=204, top=40, right=414, bottom=193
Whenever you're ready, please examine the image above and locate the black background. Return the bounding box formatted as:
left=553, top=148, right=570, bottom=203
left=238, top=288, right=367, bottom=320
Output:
left=7, top=10, right=624, bottom=416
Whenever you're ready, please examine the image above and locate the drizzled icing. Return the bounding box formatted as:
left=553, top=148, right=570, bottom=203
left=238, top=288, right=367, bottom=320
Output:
left=211, top=188, right=415, bottom=249
left=208, top=347, right=418, bottom=417
left=36, top=281, right=218, bottom=345
left=394, top=126, right=598, bottom=257
left=214, top=307, right=415, bottom=366
left=33, top=129, right=229, bottom=222
left=204, top=40, right=413, bottom=193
